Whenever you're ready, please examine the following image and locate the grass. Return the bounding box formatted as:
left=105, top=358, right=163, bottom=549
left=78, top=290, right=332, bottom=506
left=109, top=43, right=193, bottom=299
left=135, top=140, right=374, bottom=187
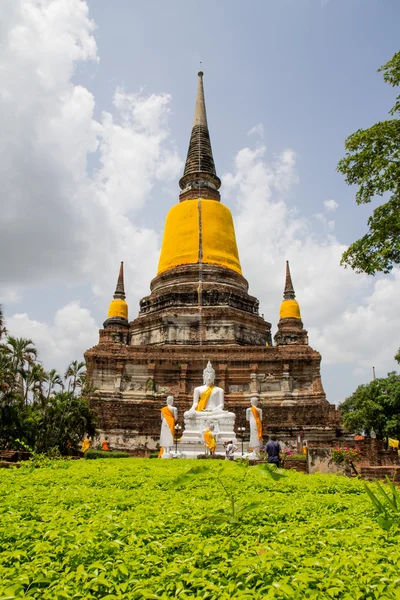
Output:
left=0, top=459, right=399, bottom=599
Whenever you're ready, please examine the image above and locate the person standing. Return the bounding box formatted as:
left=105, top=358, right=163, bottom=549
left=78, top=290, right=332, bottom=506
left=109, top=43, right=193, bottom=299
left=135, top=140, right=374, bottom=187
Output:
left=265, top=435, right=281, bottom=467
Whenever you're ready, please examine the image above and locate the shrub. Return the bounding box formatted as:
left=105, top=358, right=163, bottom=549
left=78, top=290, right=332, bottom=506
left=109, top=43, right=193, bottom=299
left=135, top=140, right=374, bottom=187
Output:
left=84, top=450, right=130, bottom=459
left=1, top=460, right=400, bottom=598
left=331, top=446, right=361, bottom=465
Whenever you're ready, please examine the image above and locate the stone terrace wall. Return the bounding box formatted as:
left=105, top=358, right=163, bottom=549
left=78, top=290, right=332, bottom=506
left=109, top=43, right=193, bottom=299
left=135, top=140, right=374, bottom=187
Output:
left=307, top=439, right=399, bottom=467
left=360, top=466, right=400, bottom=482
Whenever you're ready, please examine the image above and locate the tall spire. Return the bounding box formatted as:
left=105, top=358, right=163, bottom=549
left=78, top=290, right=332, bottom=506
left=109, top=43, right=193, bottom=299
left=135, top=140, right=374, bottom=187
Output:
left=193, top=71, right=208, bottom=128
left=283, top=260, right=296, bottom=300
left=179, top=71, right=221, bottom=201
left=114, top=261, right=126, bottom=300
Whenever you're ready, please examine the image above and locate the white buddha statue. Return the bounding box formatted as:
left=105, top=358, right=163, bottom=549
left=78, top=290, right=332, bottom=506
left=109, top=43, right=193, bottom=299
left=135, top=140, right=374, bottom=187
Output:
left=180, top=361, right=236, bottom=458
left=159, top=395, right=178, bottom=458
left=185, top=361, right=234, bottom=417
left=246, top=396, right=263, bottom=453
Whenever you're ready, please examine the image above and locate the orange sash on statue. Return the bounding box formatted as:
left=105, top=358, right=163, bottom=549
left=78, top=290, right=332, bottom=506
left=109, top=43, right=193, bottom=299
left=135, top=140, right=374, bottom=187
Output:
left=196, top=386, right=214, bottom=411
left=161, top=406, right=176, bottom=437
left=203, top=428, right=216, bottom=453
left=251, top=405, right=263, bottom=441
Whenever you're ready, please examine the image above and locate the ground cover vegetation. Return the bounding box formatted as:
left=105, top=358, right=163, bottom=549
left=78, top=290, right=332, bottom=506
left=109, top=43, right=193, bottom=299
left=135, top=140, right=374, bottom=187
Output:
left=0, top=305, right=96, bottom=454
left=337, top=50, right=400, bottom=276
left=1, top=459, right=400, bottom=599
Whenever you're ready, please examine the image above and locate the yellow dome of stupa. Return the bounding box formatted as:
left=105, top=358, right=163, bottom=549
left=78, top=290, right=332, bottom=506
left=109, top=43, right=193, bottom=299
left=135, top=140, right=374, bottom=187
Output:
left=157, top=198, right=241, bottom=275
left=280, top=298, right=301, bottom=320
left=107, top=298, right=128, bottom=320
left=106, top=262, right=128, bottom=321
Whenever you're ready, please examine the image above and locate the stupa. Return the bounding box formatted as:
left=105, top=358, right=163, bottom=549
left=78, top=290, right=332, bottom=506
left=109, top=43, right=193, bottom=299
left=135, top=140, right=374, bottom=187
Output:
left=85, top=72, right=342, bottom=453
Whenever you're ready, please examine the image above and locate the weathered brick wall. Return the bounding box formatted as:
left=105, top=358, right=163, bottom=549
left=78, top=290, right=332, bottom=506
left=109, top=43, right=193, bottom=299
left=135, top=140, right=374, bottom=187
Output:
left=307, top=439, right=399, bottom=467
left=360, top=466, right=400, bottom=482
left=283, top=459, right=308, bottom=473
left=90, top=396, right=342, bottom=450
left=86, top=332, right=341, bottom=450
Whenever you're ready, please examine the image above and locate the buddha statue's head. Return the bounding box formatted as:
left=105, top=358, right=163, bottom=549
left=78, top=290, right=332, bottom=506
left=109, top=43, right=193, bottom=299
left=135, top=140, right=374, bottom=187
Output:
left=203, top=361, right=216, bottom=386
left=250, top=396, right=259, bottom=407
left=167, top=395, right=174, bottom=406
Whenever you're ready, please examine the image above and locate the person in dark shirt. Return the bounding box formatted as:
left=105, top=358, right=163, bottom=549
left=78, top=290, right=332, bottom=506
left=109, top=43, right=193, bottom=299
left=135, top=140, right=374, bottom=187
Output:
left=265, top=435, right=281, bottom=467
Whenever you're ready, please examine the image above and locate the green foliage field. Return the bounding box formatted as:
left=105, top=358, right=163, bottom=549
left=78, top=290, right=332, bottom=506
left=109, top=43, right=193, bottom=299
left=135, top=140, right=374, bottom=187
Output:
left=1, top=460, right=399, bottom=599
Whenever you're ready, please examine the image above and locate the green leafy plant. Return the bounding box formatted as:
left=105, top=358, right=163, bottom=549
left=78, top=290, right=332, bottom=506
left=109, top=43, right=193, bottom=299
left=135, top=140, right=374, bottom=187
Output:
left=173, top=460, right=286, bottom=524
left=1, top=459, right=400, bottom=598
left=331, top=446, right=361, bottom=475
left=364, top=476, right=400, bottom=532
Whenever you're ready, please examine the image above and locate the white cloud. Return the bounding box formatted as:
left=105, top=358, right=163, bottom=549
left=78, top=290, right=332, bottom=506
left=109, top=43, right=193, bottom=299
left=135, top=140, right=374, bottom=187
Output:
left=324, top=199, right=339, bottom=212
left=0, top=0, right=182, bottom=314
left=0, top=287, right=22, bottom=304
left=247, top=123, right=265, bottom=138
left=6, top=302, right=98, bottom=373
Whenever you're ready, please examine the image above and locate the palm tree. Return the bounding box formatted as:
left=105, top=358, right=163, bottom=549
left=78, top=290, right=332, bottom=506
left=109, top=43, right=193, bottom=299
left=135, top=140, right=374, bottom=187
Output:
left=64, top=360, right=86, bottom=394
left=23, top=364, right=48, bottom=405
left=0, top=304, right=6, bottom=340
left=5, top=337, right=37, bottom=374
left=0, top=351, right=14, bottom=397
left=3, top=337, right=37, bottom=400
left=46, top=369, right=64, bottom=401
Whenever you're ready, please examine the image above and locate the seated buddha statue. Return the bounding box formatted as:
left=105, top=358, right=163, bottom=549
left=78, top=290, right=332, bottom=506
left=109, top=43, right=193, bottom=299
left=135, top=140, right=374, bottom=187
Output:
left=184, top=361, right=235, bottom=418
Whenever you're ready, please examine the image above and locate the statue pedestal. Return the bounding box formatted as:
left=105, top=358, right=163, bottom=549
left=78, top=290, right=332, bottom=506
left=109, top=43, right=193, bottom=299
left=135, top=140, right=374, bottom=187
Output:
left=179, top=411, right=237, bottom=458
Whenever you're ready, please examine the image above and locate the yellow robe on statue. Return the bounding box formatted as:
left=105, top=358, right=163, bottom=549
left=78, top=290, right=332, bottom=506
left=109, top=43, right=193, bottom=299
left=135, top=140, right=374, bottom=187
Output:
left=196, top=385, right=214, bottom=411
left=251, top=405, right=263, bottom=441
left=81, top=439, right=91, bottom=453
left=161, top=406, right=176, bottom=437
left=203, top=428, right=216, bottom=453
left=389, top=438, right=399, bottom=449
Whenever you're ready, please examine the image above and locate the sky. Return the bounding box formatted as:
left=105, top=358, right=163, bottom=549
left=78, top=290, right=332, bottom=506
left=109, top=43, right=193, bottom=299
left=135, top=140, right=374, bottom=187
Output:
left=1, top=0, right=399, bottom=404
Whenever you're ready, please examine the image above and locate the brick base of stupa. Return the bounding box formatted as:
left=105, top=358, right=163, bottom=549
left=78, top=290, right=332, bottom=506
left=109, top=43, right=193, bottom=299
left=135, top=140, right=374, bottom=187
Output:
left=85, top=342, right=344, bottom=453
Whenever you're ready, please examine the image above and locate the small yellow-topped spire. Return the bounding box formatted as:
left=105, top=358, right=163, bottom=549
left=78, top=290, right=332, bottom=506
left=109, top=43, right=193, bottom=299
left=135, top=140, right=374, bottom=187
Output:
left=107, top=262, right=128, bottom=320
left=279, top=261, right=301, bottom=320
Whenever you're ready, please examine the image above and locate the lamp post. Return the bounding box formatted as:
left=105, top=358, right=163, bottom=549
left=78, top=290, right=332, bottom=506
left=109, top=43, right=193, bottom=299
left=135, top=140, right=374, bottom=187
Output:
left=237, top=426, right=246, bottom=456
left=174, top=424, right=182, bottom=456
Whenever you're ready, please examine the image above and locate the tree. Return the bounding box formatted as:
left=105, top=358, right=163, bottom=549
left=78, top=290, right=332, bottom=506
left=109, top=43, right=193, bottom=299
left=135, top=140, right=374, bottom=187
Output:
left=64, top=360, right=86, bottom=394
left=339, top=372, right=400, bottom=440
left=45, top=369, right=64, bottom=402
left=0, top=311, right=95, bottom=453
left=337, top=51, right=400, bottom=275
left=0, top=304, right=6, bottom=340
left=35, top=391, right=96, bottom=455
left=4, top=336, right=37, bottom=377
